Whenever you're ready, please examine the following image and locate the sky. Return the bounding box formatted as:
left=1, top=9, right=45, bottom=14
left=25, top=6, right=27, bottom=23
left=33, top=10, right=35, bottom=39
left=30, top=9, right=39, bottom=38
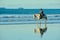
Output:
left=0, top=0, right=60, bottom=9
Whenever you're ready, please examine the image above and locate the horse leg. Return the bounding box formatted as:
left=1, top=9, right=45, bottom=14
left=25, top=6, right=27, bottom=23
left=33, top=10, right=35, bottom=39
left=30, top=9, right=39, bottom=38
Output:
left=40, top=20, right=41, bottom=28
left=36, top=21, right=39, bottom=28
left=44, top=20, right=46, bottom=28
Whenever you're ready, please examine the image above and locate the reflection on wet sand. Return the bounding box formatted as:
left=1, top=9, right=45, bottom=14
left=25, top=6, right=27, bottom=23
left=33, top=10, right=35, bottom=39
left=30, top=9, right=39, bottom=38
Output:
left=39, top=27, right=47, bottom=37
left=34, top=23, right=47, bottom=38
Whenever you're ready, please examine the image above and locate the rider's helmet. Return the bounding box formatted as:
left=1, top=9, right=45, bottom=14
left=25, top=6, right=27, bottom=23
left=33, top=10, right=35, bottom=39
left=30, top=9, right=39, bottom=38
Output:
left=40, top=8, right=43, bottom=10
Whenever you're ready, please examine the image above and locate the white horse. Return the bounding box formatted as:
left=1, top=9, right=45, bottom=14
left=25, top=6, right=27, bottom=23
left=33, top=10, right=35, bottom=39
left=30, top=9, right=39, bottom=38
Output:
left=33, top=13, right=47, bottom=20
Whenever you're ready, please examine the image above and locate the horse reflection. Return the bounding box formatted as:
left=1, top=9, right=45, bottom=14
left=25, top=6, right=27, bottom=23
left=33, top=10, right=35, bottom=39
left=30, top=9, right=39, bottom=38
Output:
left=38, top=27, right=47, bottom=37
left=34, top=24, right=47, bottom=37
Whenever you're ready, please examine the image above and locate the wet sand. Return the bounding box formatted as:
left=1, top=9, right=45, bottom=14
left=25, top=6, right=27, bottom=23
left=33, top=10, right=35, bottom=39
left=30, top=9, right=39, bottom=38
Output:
left=0, top=24, right=60, bottom=40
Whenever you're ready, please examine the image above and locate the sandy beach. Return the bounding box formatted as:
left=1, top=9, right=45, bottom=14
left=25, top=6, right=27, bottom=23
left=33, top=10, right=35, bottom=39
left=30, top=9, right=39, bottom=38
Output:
left=0, top=24, right=60, bottom=40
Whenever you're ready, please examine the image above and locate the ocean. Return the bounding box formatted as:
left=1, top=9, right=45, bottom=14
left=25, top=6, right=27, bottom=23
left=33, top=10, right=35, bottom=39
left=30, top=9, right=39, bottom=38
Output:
left=0, top=9, right=60, bottom=24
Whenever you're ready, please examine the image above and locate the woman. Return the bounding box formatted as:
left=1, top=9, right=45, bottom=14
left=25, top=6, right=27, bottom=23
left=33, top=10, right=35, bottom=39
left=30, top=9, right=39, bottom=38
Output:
left=39, top=8, right=45, bottom=19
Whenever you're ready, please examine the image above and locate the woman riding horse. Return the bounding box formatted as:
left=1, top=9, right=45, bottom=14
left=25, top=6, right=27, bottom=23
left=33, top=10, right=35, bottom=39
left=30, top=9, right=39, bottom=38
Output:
left=33, top=8, right=47, bottom=20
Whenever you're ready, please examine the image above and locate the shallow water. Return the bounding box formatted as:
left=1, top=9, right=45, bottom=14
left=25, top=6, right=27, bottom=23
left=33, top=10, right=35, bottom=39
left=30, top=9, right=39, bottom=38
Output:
left=0, top=24, right=60, bottom=40
left=0, top=14, right=60, bottom=24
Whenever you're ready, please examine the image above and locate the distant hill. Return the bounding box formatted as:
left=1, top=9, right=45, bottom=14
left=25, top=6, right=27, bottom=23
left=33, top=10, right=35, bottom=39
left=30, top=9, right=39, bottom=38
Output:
left=0, top=8, right=39, bottom=14
left=0, top=8, right=60, bottom=14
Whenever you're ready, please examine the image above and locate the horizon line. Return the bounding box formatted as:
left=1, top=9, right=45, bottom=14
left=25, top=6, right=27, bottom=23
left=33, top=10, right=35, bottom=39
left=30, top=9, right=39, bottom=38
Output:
left=0, top=7, right=60, bottom=9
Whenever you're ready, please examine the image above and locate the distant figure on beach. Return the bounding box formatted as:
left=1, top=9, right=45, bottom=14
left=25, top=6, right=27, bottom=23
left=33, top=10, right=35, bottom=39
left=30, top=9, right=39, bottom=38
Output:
left=33, top=8, right=47, bottom=37
left=33, top=8, right=47, bottom=20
